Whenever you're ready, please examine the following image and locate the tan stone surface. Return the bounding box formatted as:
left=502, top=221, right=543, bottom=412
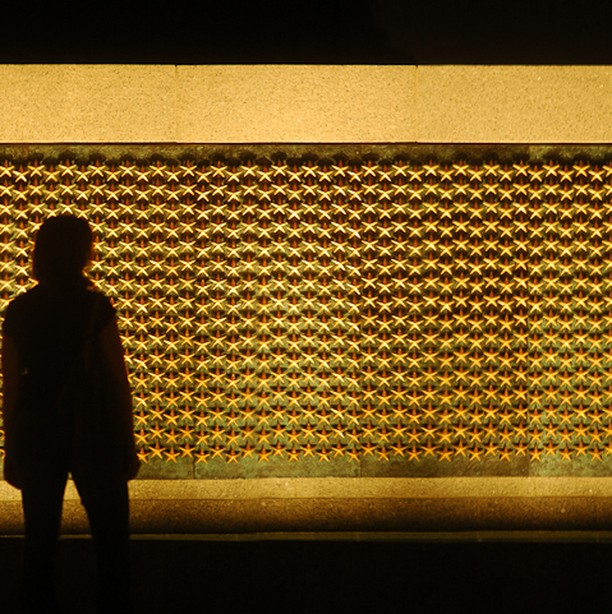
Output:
left=417, top=65, right=612, bottom=143
left=0, top=65, right=176, bottom=142
left=3, top=478, right=612, bottom=534
left=4, top=478, right=612, bottom=504
left=0, top=65, right=610, bottom=143
left=176, top=65, right=416, bottom=142
left=122, top=477, right=612, bottom=500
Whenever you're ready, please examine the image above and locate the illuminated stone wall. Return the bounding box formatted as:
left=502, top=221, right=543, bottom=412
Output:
left=1, top=145, right=611, bottom=479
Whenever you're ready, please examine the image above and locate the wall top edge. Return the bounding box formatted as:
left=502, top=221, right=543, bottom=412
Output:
left=4, top=477, right=612, bottom=503
left=0, top=63, right=610, bottom=67
left=0, top=143, right=609, bottom=158
left=0, top=65, right=608, bottom=144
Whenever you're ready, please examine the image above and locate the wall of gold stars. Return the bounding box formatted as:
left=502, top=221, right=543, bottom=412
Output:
left=0, top=146, right=611, bottom=478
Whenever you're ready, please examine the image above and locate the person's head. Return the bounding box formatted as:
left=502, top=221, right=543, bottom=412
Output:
left=33, top=215, right=93, bottom=288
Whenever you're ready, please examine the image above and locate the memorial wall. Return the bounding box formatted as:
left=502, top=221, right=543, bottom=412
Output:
left=0, top=145, right=611, bottom=481
left=0, top=66, right=610, bottom=533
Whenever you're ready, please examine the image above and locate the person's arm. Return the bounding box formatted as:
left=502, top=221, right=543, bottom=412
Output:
left=1, top=333, right=21, bottom=436
left=98, top=316, right=132, bottom=411
left=98, top=316, right=139, bottom=478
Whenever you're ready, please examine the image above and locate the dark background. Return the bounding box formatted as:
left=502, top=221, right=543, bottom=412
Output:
left=1, top=0, right=611, bottom=64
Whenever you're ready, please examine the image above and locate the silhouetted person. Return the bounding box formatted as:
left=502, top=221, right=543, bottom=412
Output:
left=2, top=215, right=139, bottom=613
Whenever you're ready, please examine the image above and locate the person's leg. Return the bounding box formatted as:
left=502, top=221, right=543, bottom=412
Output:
left=74, top=476, right=133, bottom=614
left=20, top=472, right=67, bottom=614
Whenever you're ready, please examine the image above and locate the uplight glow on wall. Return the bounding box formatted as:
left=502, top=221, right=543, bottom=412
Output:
left=0, top=147, right=611, bottom=477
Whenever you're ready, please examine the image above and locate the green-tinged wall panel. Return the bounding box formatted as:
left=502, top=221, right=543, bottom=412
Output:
left=0, top=144, right=610, bottom=479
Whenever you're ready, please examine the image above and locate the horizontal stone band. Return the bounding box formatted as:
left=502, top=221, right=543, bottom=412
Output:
left=0, top=66, right=609, bottom=143
left=2, top=478, right=612, bottom=534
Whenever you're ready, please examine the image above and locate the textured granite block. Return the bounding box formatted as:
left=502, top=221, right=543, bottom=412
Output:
left=417, top=66, right=612, bottom=143
left=0, top=65, right=610, bottom=143
left=0, top=65, right=176, bottom=142
left=176, top=65, right=417, bottom=143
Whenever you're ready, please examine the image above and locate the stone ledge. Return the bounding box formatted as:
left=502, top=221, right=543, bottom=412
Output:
left=0, top=65, right=609, bottom=143
left=1, top=478, right=612, bottom=535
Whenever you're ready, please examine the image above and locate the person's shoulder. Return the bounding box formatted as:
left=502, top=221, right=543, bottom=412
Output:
left=3, top=285, right=41, bottom=332
left=5, top=285, right=41, bottom=312
left=85, top=286, right=114, bottom=306
left=85, top=286, right=116, bottom=322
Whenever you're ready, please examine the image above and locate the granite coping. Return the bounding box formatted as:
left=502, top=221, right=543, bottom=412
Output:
left=0, top=477, right=611, bottom=502
left=1, top=478, right=612, bottom=535
left=0, top=65, right=609, bottom=143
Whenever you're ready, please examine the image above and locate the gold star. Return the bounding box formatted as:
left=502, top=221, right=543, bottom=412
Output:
left=574, top=441, right=589, bottom=457
left=272, top=442, right=285, bottom=457
left=529, top=446, right=543, bottom=462
left=377, top=447, right=390, bottom=461
left=210, top=445, right=225, bottom=459
left=361, top=442, right=377, bottom=457
left=542, top=440, right=557, bottom=456
left=330, top=443, right=346, bottom=458
left=241, top=443, right=256, bottom=459
left=194, top=449, right=210, bottom=464
left=165, top=448, right=180, bottom=463
left=226, top=448, right=240, bottom=463
left=302, top=443, right=316, bottom=458
left=513, top=441, right=528, bottom=457
left=400, top=444, right=418, bottom=461
left=453, top=440, right=468, bottom=458
left=422, top=441, right=437, bottom=458
left=257, top=447, right=272, bottom=462
left=317, top=447, right=331, bottom=462
left=135, top=430, right=148, bottom=446
left=484, top=441, right=498, bottom=457
left=165, top=430, right=179, bottom=445
left=179, top=443, right=195, bottom=458
left=149, top=442, right=164, bottom=459
left=468, top=445, right=483, bottom=461
left=287, top=447, right=301, bottom=462
left=438, top=446, right=452, bottom=462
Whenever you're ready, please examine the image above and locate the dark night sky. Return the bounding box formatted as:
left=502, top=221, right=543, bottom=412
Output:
left=1, top=0, right=610, bottom=64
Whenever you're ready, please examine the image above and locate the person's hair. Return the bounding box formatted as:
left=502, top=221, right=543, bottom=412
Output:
left=33, top=215, right=93, bottom=287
